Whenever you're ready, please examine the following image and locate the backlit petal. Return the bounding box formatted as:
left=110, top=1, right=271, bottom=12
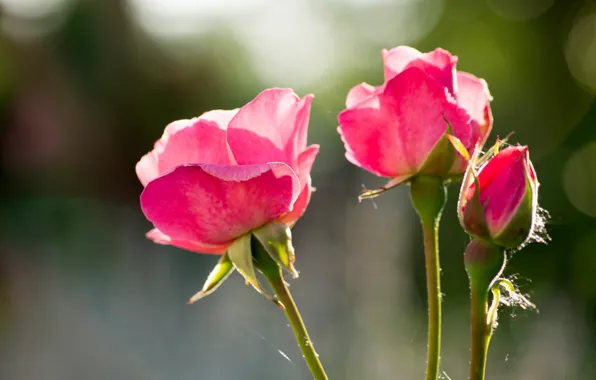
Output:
left=141, top=163, right=300, bottom=245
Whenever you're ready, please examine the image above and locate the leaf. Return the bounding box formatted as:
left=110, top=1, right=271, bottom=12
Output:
left=188, top=253, right=234, bottom=304
left=227, top=234, right=282, bottom=308
left=253, top=222, right=298, bottom=278
left=486, top=285, right=501, bottom=329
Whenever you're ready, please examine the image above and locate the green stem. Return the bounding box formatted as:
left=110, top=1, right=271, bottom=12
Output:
left=254, top=242, right=329, bottom=380
left=469, top=286, right=491, bottom=380
left=421, top=218, right=442, bottom=380
left=464, top=240, right=507, bottom=380
left=410, top=176, right=447, bottom=380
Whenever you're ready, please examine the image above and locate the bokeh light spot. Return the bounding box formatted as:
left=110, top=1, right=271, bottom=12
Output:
left=0, top=0, right=71, bottom=40
left=563, top=142, right=596, bottom=218
left=125, top=0, right=443, bottom=88
left=487, top=0, right=554, bottom=21
left=565, top=10, right=596, bottom=92
left=0, top=0, right=70, bottom=18
left=572, top=231, right=596, bottom=297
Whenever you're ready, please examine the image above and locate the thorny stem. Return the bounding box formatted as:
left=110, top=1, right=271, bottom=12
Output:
left=410, top=176, right=447, bottom=380
left=464, top=240, right=507, bottom=380
left=469, top=286, right=491, bottom=380
left=254, top=243, right=329, bottom=380
left=421, top=216, right=443, bottom=380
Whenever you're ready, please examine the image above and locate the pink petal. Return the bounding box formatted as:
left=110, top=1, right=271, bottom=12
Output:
left=135, top=118, right=235, bottom=186
left=136, top=152, right=160, bottom=187
left=146, top=228, right=229, bottom=254
left=383, top=47, right=458, bottom=96
left=227, top=89, right=313, bottom=168
left=456, top=72, right=493, bottom=148
left=295, top=144, right=319, bottom=189
left=346, top=82, right=378, bottom=108
left=278, top=144, right=319, bottom=226
left=444, top=102, right=478, bottom=176
left=338, top=95, right=408, bottom=178
left=226, top=129, right=286, bottom=169
left=476, top=147, right=528, bottom=235
left=382, top=46, right=423, bottom=81
left=199, top=109, right=238, bottom=127
left=279, top=177, right=311, bottom=227
left=382, top=67, right=471, bottom=171
left=140, top=163, right=300, bottom=245
left=293, top=94, right=314, bottom=157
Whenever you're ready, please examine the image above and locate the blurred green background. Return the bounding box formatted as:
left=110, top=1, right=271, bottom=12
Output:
left=1, top=0, right=596, bottom=379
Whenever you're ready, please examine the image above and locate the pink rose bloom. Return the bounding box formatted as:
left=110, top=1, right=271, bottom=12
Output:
left=338, top=46, right=493, bottom=186
left=136, top=89, right=319, bottom=254
left=459, top=146, right=539, bottom=249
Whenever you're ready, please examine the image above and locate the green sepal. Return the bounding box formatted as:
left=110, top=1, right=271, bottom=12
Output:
left=418, top=119, right=456, bottom=178
left=188, top=253, right=234, bottom=304
left=475, top=133, right=514, bottom=168
left=456, top=142, right=480, bottom=221
left=446, top=133, right=470, bottom=162
left=227, top=233, right=282, bottom=308
left=358, top=174, right=413, bottom=201
left=253, top=222, right=298, bottom=278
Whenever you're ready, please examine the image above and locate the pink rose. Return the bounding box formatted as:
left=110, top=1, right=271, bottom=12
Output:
left=338, top=46, right=493, bottom=186
left=459, top=146, right=539, bottom=249
left=136, top=89, right=319, bottom=254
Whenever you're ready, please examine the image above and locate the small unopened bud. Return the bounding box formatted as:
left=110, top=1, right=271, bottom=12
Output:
left=458, top=146, right=539, bottom=249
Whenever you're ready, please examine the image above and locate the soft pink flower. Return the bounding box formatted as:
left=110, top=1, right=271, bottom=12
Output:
left=136, top=89, right=319, bottom=254
left=459, top=146, right=539, bottom=248
left=338, top=46, right=493, bottom=186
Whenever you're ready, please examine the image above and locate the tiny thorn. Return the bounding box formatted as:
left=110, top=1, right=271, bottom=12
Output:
left=274, top=299, right=286, bottom=310
left=188, top=290, right=205, bottom=304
